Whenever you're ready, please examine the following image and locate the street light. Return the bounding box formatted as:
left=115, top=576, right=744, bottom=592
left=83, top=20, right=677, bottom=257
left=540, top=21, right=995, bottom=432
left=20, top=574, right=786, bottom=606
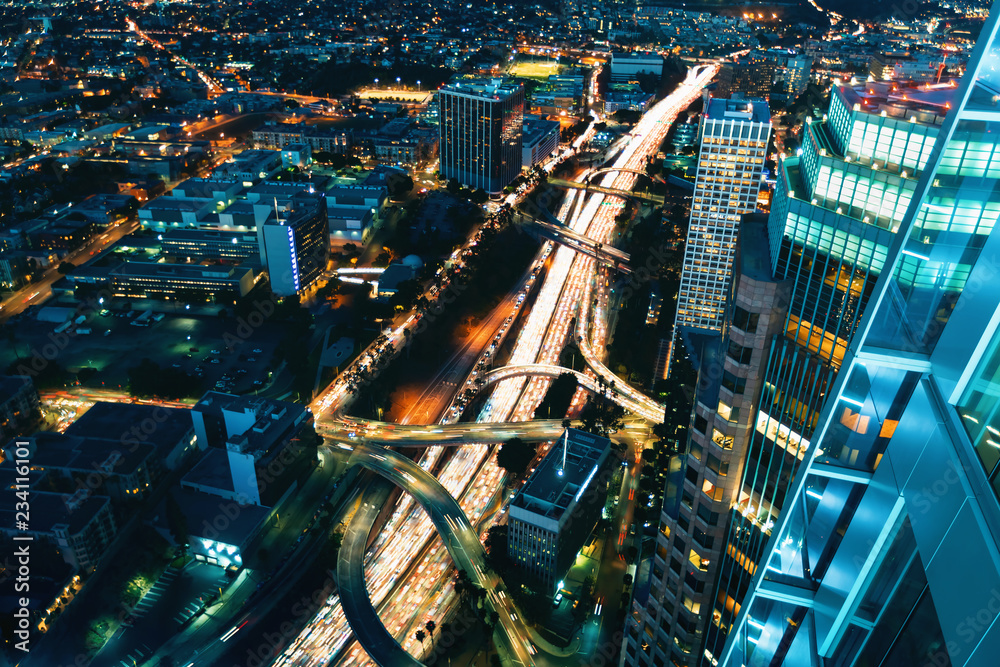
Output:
left=396, top=77, right=401, bottom=89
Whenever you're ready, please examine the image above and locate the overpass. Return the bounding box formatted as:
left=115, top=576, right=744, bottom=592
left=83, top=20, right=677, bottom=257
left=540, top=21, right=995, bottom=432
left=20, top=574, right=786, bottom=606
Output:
left=343, top=442, right=538, bottom=667
left=546, top=177, right=665, bottom=205
left=515, top=213, right=632, bottom=273
left=337, top=481, right=422, bottom=667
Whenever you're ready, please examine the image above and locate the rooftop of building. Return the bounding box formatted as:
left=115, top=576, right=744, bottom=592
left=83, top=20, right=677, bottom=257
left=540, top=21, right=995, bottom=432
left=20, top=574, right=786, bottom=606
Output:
left=0, top=479, right=109, bottom=535
left=154, top=485, right=270, bottom=546
left=440, top=78, right=522, bottom=99
left=67, top=401, right=193, bottom=456
left=522, top=117, right=561, bottom=146
left=837, top=79, right=957, bottom=123
left=111, top=260, right=250, bottom=280
left=194, top=392, right=308, bottom=459
left=705, top=95, right=771, bottom=124
left=738, top=218, right=774, bottom=283
left=182, top=447, right=235, bottom=494
left=510, top=429, right=610, bottom=522
left=611, top=51, right=664, bottom=62
left=5, top=431, right=154, bottom=477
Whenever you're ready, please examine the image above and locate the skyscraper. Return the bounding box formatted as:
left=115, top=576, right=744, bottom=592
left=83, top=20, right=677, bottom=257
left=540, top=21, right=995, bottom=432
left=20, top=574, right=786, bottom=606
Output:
left=624, top=78, right=960, bottom=667
left=438, top=79, right=524, bottom=195
left=714, top=10, right=1000, bottom=664
left=674, top=96, right=771, bottom=336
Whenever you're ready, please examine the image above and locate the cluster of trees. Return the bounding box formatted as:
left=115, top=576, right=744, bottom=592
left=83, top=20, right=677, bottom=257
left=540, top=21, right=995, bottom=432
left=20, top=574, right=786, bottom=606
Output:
left=533, top=371, right=578, bottom=420
left=445, top=177, right=489, bottom=204
left=578, top=376, right=627, bottom=440
left=496, top=437, right=537, bottom=482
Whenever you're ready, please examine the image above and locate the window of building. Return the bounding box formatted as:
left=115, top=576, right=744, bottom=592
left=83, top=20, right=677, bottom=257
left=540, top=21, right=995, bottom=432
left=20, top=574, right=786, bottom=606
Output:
left=727, top=340, right=753, bottom=365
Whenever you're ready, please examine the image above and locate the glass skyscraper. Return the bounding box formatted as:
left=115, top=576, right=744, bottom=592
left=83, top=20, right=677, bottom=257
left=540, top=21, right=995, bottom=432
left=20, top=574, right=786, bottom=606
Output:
left=622, top=25, right=991, bottom=667
left=438, top=79, right=524, bottom=195
left=715, top=8, right=1000, bottom=664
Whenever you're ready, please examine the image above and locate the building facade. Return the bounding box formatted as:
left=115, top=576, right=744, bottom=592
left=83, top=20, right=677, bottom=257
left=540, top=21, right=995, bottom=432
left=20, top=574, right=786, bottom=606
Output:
left=257, top=192, right=329, bottom=296
left=674, top=97, right=770, bottom=335
left=715, top=12, right=1000, bottom=665
left=626, top=78, right=957, bottom=667
left=0, top=375, right=40, bottom=444
left=438, top=80, right=524, bottom=195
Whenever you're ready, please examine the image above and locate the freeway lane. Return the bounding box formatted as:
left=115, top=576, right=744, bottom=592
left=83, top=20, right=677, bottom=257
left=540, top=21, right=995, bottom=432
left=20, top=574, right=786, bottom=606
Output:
left=349, top=442, right=536, bottom=667
left=338, top=481, right=423, bottom=667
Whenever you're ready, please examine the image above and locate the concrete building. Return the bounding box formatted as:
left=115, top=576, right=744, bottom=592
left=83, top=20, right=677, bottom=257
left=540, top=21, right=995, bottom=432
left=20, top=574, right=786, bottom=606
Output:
left=507, top=429, right=611, bottom=592
left=189, top=392, right=317, bottom=507
left=610, top=52, right=664, bottom=82
left=622, top=73, right=979, bottom=667
left=107, top=261, right=256, bottom=302
left=0, top=481, right=116, bottom=572
left=521, top=115, right=561, bottom=169
left=257, top=191, right=329, bottom=296
left=439, top=79, right=524, bottom=195
left=709, top=15, right=1000, bottom=665
left=674, top=96, right=770, bottom=337
left=715, top=55, right=775, bottom=101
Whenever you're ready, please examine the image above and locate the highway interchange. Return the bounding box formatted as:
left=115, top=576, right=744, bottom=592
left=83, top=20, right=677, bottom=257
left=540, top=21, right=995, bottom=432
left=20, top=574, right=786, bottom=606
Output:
left=269, top=63, right=718, bottom=667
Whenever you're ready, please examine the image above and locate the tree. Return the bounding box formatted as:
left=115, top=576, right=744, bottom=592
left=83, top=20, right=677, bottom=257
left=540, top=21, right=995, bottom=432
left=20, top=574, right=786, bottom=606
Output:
left=470, top=188, right=489, bottom=205
left=446, top=177, right=461, bottom=195
left=415, top=629, right=426, bottom=648
left=388, top=173, right=414, bottom=199
left=623, top=573, right=633, bottom=587
left=57, top=261, right=75, bottom=274
left=496, top=437, right=537, bottom=481
left=165, top=491, right=189, bottom=552
left=425, top=620, right=436, bottom=645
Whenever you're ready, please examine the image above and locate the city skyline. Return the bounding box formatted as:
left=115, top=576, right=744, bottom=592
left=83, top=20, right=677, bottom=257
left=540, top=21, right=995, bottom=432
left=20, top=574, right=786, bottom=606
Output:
left=0, top=1, right=995, bottom=667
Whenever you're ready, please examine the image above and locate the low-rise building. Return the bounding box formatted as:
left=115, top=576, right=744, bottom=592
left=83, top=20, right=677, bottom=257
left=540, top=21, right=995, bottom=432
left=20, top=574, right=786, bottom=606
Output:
left=522, top=116, right=561, bottom=169
left=0, top=376, right=40, bottom=444
left=189, top=392, right=318, bottom=507
left=507, top=429, right=611, bottom=592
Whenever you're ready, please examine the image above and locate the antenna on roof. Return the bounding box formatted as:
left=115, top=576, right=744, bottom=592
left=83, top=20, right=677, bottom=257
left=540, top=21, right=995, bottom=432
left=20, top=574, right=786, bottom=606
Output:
left=558, top=430, right=568, bottom=476
left=273, top=197, right=279, bottom=223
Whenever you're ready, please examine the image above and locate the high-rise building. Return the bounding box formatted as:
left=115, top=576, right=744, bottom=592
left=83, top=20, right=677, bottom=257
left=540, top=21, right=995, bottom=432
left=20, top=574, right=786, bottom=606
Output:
left=624, top=77, right=960, bottom=667
left=715, top=55, right=775, bottom=101
left=507, top=429, right=611, bottom=592
left=674, top=96, right=770, bottom=336
left=712, top=11, right=1000, bottom=664
left=257, top=191, right=329, bottom=296
left=438, top=80, right=524, bottom=195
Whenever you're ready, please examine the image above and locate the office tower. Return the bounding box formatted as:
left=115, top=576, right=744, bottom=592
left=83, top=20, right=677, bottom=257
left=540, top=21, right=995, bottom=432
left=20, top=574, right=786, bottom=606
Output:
left=624, top=80, right=956, bottom=667
left=257, top=191, right=329, bottom=297
left=438, top=80, right=524, bottom=195
left=715, top=55, right=775, bottom=101
left=713, top=10, right=1000, bottom=664
left=673, top=96, right=770, bottom=336
left=507, top=429, right=610, bottom=592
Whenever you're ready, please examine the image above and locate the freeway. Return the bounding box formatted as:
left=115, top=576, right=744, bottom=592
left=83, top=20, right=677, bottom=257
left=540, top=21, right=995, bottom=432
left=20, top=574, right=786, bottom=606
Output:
left=319, top=417, right=567, bottom=446
left=348, top=442, right=537, bottom=667
left=273, top=64, right=717, bottom=667
left=337, top=481, right=422, bottom=667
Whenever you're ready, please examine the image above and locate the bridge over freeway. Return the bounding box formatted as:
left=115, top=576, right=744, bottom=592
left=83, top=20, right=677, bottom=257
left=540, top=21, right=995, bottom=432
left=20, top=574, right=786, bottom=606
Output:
left=546, top=166, right=665, bottom=205
left=515, top=213, right=632, bottom=273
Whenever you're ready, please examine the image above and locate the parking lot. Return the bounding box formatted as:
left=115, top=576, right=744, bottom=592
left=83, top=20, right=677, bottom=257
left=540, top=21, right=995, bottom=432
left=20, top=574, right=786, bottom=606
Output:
left=2, top=307, right=286, bottom=395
